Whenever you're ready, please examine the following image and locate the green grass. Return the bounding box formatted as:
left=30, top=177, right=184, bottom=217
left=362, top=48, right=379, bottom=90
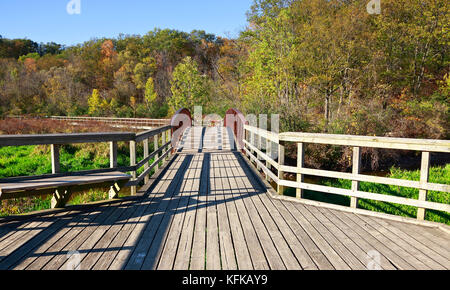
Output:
left=0, top=143, right=157, bottom=216
left=284, top=164, right=450, bottom=225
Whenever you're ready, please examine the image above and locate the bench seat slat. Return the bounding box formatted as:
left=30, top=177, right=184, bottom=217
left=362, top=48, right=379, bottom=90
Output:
left=0, top=171, right=131, bottom=194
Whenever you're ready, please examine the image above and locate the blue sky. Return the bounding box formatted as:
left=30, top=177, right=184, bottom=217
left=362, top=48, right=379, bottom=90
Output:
left=0, top=0, right=253, bottom=46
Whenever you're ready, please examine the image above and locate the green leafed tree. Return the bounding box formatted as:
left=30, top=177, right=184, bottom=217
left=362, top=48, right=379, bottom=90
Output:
left=169, top=56, right=210, bottom=114
left=133, top=56, right=156, bottom=90
left=144, top=77, right=159, bottom=116
left=144, top=77, right=157, bottom=105
left=88, top=89, right=101, bottom=116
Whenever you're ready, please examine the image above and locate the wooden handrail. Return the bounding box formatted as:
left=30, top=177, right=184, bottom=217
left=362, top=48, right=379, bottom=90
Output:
left=279, top=132, right=450, bottom=153
left=243, top=124, right=450, bottom=222
left=49, top=116, right=170, bottom=127
left=135, top=125, right=172, bottom=142
left=0, top=132, right=136, bottom=147
left=0, top=122, right=175, bottom=206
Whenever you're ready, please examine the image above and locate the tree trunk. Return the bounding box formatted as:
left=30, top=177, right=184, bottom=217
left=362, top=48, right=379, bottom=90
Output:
left=324, top=94, right=330, bottom=132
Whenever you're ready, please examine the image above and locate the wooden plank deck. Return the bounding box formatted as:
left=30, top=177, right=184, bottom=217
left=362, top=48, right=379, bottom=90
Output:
left=0, top=127, right=449, bottom=270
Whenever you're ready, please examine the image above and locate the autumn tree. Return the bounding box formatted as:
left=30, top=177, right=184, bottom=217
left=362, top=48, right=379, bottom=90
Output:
left=169, top=56, right=210, bottom=114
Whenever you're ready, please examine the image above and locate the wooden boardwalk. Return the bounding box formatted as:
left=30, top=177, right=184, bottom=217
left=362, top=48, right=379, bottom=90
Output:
left=0, top=127, right=449, bottom=270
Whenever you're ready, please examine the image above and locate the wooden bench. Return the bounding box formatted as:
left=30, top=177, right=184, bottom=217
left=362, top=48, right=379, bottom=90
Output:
left=0, top=171, right=131, bottom=208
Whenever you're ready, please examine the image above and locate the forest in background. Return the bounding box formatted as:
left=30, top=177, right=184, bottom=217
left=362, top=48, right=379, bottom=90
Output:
left=0, top=0, right=448, bottom=143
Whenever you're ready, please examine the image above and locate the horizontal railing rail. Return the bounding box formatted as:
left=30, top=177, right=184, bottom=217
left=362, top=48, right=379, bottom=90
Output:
left=280, top=132, right=450, bottom=153
left=0, top=132, right=136, bottom=147
left=49, top=116, right=171, bottom=128
left=243, top=124, right=450, bottom=222
left=135, top=125, right=172, bottom=142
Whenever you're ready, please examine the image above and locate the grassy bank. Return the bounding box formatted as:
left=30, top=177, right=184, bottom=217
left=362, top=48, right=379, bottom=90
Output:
left=285, top=164, right=450, bottom=225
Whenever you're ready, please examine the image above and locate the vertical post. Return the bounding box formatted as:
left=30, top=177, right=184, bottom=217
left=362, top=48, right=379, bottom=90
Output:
left=277, top=143, right=285, bottom=195
left=51, top=144, right=70, bottom=208
left=266, top=139, right=271, bottom=181
left=143, top=138, right=149, bottom=184
left=296, top=143, right=305, bottom=199
left=154, top=134, right=159, bottom=171
left=51, top=144, right=60, bottom=174
left=250, top=129, right=255, bottom=154
left=162, top=130, right=167, bottom=161
left=167, top=129, right=172, bottom=158
left=417, top=152, right=430, bottom=221
left=351, top=147, right=361, bottom=208
left=256, top=131, right=261, bottom=170
left=130, top=140, right=137, bottom=195
left=109, top=141, right=119, bottom=200
left=110, top=141, right=118, bottom=168
left=244, top=128, right=248, bottom=155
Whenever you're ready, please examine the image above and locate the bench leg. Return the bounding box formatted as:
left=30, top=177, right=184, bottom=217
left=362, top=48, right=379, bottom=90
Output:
left=51, top=188, right=72, bottom=209
left=109, top=182, right=124, bottom=200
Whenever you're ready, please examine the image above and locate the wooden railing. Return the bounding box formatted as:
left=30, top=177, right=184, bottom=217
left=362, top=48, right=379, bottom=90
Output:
left=243, top=124, right=450, bottom=221
left=49, top=116, right=170, bottom=128
left=0, top=125, right=173, bottom=201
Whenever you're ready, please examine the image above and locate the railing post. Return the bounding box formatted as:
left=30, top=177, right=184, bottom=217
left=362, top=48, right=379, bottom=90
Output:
left=351, top=146, right=361, bottom=208
left=130, top=140, right=137, bottom=195
left=109, top=141, right=119, bottom=200
left=162, top=130, right=167, bottom=161
left=256, top=130, right=261, bottom=170
left=297, top=143, right=305, bottom=199
left=167, top=129, right=172, bottom=158
left=51, top=144, right=70, bottom=208
left=110, top=141, right=118, bottom=168
left=417, top=152, right=430, bottom=221
left=51, top=144, right=60, bottom=174
left=277, top=143, right=285, bottom=195
left=50, top=144, right=60, bottom=208
left=143, top=138, right=149, bottom=184
left=154, top=134, right=160, bottom=171
left=266, top=139, right=271, bottom=181
left=250, top=130, right=255, bottom=154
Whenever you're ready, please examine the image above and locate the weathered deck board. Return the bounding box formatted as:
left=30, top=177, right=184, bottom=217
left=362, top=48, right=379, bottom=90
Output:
left=205, top=154, right=221, bottom=270
left=0, top=127, right=449, bottom=270
left=218, top=154, right=253, bottom=270
left=355, top=214, right=447, bottom=269
left=188, top=154, right=208, bottom=270
left=173, top=154, right=203, bottom=270
left=342, top=211, right=431, bottom=270
left=0, top=211, right=75, bottom=269
left=270, top=198, right=333, bottom=270
left=223, top=155, right=270, bottom=270
left=326, top=208, right=418, bottom=270
left=230, top=155, right=291, bottom=270
left=123, top=155, right=189, bottom=270
left=107, top=156, right=184, bottom=270
left=214, top=154, right=238, bottom=270
left=297, top=203, right=367, bottom=269
left=41, top=204, right=121, bottom=270
left=385, top=220, right=450, bottom=262
left=285, top=201, right=351, bottom=270
left=158, top=155, right=201, bottom=270
left=311, top=206, right=396, bottom=270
